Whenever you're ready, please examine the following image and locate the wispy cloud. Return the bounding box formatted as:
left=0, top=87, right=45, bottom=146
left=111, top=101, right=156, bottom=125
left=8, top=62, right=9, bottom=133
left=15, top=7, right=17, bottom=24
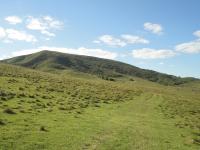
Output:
left=94, top=34, right=149, bottom=47
left=193, top=30, right=200, bottom=38
left=121, top=34, right=149, bottom=44
left=175, top=39, right=200, bottom=54
left=132, top=48, right=176, bottom=59
left=144, top=22, right=163, bottom=35
left=95, top=35, right=126, bottom=47
left=0, top=27, right=6, bottom=39
left=5, top=16, right=22, bottom=24
left=6, top=29, right=37, bottom=42
left=26, top=16, right=63, bottom=37
left=0, top=27, right=37, bottom=42
left=1, top=15, right=64, bottom=43
left=175, top=30, right=200, bottom=54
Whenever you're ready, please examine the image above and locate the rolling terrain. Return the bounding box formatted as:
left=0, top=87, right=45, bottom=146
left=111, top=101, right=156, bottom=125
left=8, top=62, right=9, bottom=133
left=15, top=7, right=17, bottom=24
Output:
left=0, top=51, right=199, bottom=150
left=2, top=50, right=197, bottom=85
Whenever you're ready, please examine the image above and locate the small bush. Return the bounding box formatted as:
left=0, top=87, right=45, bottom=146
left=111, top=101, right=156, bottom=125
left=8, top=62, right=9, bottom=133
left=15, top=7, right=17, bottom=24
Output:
left=1, top=97, right=7, bottom=101
left=76, top=110, right=82, bottom=114
left=42, top=95, right=49, bottom=99
left=0, top=119, right=6, bottom=125
left=58, top=106, right=66, bottom=110
left=18, top=93, right=26, bottom=97
left=3, top=108, right=16, bottom=114
left=109, top=78, right=115, bottom=81
left=29, top=95, right=35, bottom=98
left=19, top=110, right=26, bottom=113
left=19, top=87, right=24, bottom=91
left=40, top=126, right=48, bottom=132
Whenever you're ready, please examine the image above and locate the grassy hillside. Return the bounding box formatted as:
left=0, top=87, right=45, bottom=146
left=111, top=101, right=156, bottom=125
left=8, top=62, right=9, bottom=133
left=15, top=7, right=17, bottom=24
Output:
left=2, top=50, right=197, bottom=85
left=0, top=63, right=199, bottom=149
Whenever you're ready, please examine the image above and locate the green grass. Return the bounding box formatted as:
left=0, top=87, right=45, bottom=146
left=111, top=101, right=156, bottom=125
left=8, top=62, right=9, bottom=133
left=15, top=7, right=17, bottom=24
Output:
left=0, top=63, right=199, bottom=149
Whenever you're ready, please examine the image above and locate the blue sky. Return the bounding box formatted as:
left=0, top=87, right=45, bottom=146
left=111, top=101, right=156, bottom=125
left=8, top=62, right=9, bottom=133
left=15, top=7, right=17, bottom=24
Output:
left=0, top=0, right=200, bottom=78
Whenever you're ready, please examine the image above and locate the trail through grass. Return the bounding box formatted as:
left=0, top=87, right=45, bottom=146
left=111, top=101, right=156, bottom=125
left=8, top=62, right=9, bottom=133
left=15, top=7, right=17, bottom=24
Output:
left=1, top=93, right=198, bottom=150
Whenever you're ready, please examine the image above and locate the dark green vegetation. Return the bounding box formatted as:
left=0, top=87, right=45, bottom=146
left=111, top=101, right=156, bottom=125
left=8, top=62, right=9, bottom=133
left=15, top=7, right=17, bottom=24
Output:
left=2, top=50, right=197, bottom=85
left=0, top=52, right=200, bottom=150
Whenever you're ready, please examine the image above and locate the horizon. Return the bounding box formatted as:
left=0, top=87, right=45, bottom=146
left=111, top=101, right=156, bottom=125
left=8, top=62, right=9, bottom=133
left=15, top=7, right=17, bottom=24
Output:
left=0, top=0, right=200, bottom=78
left=1, top=49, right=199, bottom=79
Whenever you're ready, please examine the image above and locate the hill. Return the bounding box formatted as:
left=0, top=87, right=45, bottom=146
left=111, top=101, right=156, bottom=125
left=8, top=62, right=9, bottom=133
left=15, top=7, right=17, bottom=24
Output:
left=0, top=63, right=199, bottom=149
left=1, top=50, right=197, bottom=85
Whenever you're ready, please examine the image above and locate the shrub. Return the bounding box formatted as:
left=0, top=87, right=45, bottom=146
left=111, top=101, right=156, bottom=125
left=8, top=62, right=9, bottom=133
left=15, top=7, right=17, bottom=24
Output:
left=42, top=95, right=49, bottom=99
left=29, top=95, right=35, bottom=98
left=40, top=126, right=48, bottom=132
left=18, top=93, right=26, bottom=97
left=19, top=87, right=24, bottom=91
left=79, top=103, right=88, bottom=108
left=3, top=108, right=16, bottom=114
left=58, top=107, right=66, bottom=110
left=0, top=119, right=6, bottom=125
left=76, top=110, right=82, bottom=114
left=109, top=78, right=115, bottom=81
left=1, top=97, right=7, bottom=101
left=0, top=90, right=15, bottom=100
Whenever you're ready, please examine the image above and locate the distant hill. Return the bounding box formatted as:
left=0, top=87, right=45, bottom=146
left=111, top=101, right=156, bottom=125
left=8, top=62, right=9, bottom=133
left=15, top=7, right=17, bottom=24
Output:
left=1, top=50, right=197, bottom=85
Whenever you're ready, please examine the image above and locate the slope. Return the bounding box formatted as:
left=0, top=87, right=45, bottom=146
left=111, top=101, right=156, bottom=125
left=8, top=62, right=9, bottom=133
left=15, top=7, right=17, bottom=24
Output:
left=1, top=50, right=197, bottom=85
left=0, top=63, right=199, bottom=149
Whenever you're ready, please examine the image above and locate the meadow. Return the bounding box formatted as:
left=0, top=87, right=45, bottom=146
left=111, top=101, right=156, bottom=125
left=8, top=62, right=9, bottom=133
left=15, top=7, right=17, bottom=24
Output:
left=0, top=63, right=199, bottom=150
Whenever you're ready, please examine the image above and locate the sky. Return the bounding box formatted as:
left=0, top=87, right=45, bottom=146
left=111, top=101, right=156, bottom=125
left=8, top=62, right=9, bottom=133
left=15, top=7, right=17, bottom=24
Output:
left=0, top=0, right=200, bottom=78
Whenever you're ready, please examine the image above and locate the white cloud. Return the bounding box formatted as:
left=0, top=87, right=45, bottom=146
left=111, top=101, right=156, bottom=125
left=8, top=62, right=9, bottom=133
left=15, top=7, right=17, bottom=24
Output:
left=0, top=27, right=6, bottom=39
left=94, top=34, right=149, bottom=47
left=121, top=34, right=149, bottom=44
left=1, top=15, right=63, bottom=43
left=144, top=22, right=163, bottom=35
left=175, top=39, right=200, bottom=53
left=0, top=27, right=36, bottom=43
left=26, top=16, right=63, bottom=37
left=93, top=40, right=101, bottom=44
left=10, top=46, right=118, bottom=60
left=97, top=35, right=126, bottom=47
left=26, top=18, right=46, bottom=31
left=41, top=30, right=55, bottom=37
left=0, top=29, right=37, bottom=43
left=193, top=30, right=200, bottom=38
left=132, top=48, right=176, bottom=59
left=5, top=16, right=22, bottom=24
